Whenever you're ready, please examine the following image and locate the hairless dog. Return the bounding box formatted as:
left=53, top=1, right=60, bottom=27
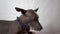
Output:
left=0, top=7, right=43, bottom=34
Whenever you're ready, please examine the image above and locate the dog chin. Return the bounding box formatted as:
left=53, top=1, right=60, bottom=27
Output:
left=30, top=29, right=37, bottom=33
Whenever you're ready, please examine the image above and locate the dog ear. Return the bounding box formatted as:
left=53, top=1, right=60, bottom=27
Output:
left=15, top=7, right=27, bottom=15
left=34, top=8, right=39, bottom=12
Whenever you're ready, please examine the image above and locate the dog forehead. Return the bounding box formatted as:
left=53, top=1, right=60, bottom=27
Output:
left=26, top=10, right=35, bottom=14
left=25, top=12, right=35, bottom=17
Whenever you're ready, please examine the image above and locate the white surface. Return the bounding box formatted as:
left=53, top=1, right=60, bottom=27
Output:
left=0, top=0, right=60, bottom=34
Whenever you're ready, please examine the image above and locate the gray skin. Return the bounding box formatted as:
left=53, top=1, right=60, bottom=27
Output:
left=0, top=7, right=43, bottom=34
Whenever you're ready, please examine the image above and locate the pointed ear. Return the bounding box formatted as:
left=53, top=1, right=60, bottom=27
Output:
left=34, top=8, right=39, bottom=12
left=15, top=7, right=27, bottom=14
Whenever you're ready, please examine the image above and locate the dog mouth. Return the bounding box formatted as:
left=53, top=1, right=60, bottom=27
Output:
left=30, top=27, right=42, bottom=31
left=30, top=27, right=39, bottom=31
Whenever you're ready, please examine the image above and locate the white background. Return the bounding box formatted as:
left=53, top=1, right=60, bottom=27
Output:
left=0, top=0, right=60, bottom=34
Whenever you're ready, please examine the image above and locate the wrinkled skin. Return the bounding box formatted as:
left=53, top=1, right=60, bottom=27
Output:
left=0, top=7, right=43, bottom=34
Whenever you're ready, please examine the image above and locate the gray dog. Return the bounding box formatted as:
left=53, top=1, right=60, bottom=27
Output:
left=0, top=7, right=43, bottom=34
